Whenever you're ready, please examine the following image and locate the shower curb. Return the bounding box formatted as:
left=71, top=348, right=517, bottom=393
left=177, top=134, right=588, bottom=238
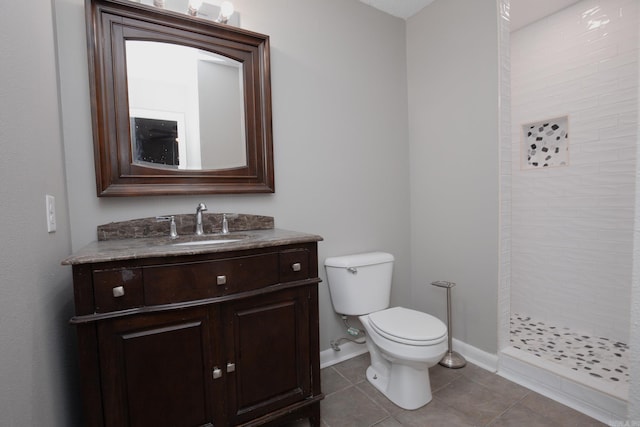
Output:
left=499, top=347, right=627, bottom=424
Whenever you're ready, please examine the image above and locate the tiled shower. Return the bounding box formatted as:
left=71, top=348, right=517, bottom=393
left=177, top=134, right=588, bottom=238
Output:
left=506, top=0, right=638, bottom=402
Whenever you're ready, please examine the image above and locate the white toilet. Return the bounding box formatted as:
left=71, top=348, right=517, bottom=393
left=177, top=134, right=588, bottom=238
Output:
left=324, top=252, right=448, bottom=410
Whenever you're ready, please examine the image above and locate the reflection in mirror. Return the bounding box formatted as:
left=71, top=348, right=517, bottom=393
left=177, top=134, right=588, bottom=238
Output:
left=126, top=41, right=246, bottom=170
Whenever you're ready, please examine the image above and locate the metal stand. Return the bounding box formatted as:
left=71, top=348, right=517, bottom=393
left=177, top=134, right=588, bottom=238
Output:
left=431, top=281, right=466, bottom=369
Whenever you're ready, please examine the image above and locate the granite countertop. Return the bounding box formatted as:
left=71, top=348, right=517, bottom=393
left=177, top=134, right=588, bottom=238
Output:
left=62, top=228, right=323, bottom=265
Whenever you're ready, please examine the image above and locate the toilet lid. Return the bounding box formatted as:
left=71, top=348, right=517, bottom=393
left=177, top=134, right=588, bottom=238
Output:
left=368, top=307, right=447, bottom=345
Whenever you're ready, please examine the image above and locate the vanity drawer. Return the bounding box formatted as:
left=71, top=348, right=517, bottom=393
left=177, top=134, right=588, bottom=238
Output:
left=93, top=267, right=144, bottom=313
left=143, top=253, right=280, bottom=305
left=279, top=249, right=310, bottom=282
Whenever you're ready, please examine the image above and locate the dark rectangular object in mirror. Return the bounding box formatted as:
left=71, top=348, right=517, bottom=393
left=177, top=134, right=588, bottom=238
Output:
left=131, top=117, right=180, bottom=167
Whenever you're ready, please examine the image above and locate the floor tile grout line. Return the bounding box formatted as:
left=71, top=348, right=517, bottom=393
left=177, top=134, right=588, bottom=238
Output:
left=331, top=360, right=370, bottom=386
left=352, top=382, right=394, bottom=425
left=432, top=370, right=466, bottom=394
left=430, top=394, right=483, bottom=426
left=482, top=389, right=533, bottom=427
left=323, top=366, right=358, bottom=398
left=432, top=373, right=529, bottom=427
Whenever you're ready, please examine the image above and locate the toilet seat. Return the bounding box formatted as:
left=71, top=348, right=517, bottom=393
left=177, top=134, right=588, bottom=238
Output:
left=368, top=307, right=447, bottom=346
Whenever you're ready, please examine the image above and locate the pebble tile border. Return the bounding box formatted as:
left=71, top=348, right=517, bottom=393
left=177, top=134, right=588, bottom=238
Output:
left=510, top=314, right=629, bottom=384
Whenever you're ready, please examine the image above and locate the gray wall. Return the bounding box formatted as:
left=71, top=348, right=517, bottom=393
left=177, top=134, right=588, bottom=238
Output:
left=55, top=0, right=412, bottom=358
left=406, top=0, right=500, bottom=354
left=0, top=0, right=79, bottom=425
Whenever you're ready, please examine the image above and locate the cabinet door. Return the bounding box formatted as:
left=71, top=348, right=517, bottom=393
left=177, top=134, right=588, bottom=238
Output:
left=97, top=307, right=217, bottom=427
left=224, top=287, right=311, bottom=424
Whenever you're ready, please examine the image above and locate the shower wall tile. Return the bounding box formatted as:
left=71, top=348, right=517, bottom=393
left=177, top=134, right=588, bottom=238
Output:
left=510, top=0, right=638, bottom=343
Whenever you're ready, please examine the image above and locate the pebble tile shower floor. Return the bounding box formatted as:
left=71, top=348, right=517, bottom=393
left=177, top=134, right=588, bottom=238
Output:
left=510, top=314, right=629, bottom=385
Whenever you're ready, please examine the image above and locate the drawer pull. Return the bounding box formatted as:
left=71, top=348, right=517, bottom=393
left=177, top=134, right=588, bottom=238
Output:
left=112, top=286, right=125, bottom=298
left=226, top=362, right=236, bottom=373
left=213, top=367, right=222, bottom=379
left=216, top=275, right=227, bottom=286
left=291, top=263, right=301, bottom=272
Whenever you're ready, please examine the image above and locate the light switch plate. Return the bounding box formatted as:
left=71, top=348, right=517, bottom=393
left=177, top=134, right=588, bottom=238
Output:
left=46, top=194, right=56, bottom=233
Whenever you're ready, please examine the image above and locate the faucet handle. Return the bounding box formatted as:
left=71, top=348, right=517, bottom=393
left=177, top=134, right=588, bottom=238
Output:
left=197, top=202, right=208, bottom=212
left=156, top=216, right=178, bottom=239
left=221, top=213, right=229, bottom=234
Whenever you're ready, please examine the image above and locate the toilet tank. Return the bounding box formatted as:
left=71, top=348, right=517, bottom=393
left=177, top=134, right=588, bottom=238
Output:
left=324, top=252, right=394, bottom=316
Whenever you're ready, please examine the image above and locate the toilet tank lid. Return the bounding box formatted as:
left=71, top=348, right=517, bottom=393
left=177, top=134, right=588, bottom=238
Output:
left=325, top=252, right=394, bottom=268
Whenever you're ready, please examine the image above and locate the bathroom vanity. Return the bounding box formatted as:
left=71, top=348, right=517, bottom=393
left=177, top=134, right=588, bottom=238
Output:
left=63, top=215, right=323, bottom=427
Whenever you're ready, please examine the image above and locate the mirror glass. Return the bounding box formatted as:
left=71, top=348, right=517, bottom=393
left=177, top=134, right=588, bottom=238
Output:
left=126, top=41, right=247, bottom=170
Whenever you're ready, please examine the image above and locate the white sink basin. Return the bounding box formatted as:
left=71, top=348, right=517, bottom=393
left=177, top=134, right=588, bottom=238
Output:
left=173, top=239, right=242, bottom=246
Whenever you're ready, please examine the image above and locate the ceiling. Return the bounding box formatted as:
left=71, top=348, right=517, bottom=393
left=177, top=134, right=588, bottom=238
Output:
left=359, top=0, right=582, bottom=30
left=358, top=0, right=436, bottom=19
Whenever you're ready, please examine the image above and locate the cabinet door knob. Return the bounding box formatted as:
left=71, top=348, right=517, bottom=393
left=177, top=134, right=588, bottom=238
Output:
left=226, top=362, right=236, bottom=373
left=112, top=286, right=125, bottom=297
left=212, top=367, right=222, bottom=379
left=291, top=263, right=301, bottom=272
left=216, top=275, right=227, bottom=285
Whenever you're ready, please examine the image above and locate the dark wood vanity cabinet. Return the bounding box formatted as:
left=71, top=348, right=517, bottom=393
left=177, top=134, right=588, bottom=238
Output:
left=69, top=241, right=322, bottom=427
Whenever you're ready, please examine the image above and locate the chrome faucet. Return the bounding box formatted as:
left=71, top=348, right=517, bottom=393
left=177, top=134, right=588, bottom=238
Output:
left=195, top=202, right=207, bottom=235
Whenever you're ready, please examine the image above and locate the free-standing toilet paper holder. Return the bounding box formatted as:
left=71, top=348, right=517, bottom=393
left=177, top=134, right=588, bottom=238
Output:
left=431, top=281, right=466, bottom=369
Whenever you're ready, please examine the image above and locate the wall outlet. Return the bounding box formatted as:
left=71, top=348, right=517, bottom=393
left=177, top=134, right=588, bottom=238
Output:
left=46, top=194, right=56, bottom=233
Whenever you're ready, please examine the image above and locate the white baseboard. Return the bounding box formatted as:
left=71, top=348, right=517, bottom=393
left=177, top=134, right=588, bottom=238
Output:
left=451, top=338, right=499, bottom=372
left=319, top=337, right=497, bottom=371
left=320, top=340, right=368, bottom=369
left=499, top=347, right=628, bottom=424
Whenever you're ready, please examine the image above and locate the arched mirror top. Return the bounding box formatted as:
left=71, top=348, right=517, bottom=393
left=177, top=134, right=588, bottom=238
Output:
left=86, top=0, right=274, bottom=196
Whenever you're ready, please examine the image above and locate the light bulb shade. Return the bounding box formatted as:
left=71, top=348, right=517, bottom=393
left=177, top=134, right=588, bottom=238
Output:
left=217, top=1, right=234, bottom=22
left=189, top=0, right=204, bottom=9
left=187, top=0, right=203, bottom=15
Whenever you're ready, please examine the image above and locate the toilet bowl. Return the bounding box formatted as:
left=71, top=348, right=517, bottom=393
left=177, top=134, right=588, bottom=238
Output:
left=360, top=307, right=447, bottom=409
left=324, top=252, right=448, bottom=410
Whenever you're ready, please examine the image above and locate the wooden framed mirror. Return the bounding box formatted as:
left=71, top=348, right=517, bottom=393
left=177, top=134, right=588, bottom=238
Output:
left=86, top=0, right=274, bottom=196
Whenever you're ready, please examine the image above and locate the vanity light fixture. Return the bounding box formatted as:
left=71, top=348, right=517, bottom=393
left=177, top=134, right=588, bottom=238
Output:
left=187, top=0, right=203, bottom=16
left=216, top=1, right=234, bottom=23
left=145, top=0, right=235, bottom=24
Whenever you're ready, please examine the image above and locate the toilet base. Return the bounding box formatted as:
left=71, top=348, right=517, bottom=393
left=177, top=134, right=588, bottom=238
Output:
left=365, top=362, right=433, bottom=410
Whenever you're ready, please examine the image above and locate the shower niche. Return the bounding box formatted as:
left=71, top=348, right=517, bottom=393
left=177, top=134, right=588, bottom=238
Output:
left=521, top=116, right=569, bottom=170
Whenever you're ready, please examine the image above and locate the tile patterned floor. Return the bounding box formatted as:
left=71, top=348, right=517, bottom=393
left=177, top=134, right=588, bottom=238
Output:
left=510, top=314, right=630, bottom=385
left=286, top=353, right=606, bottom=427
